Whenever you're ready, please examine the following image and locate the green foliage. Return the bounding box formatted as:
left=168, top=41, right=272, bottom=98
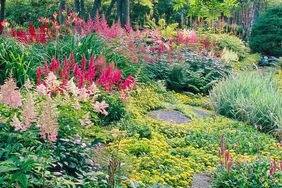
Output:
left=166, top=54, right=230, bottom=94
left=216, top=34, right=249, bottom=60
left=98, top=93, right=127, bottom=126
left=233, top=53, right=260, bottom=71
left=212, top=158, right=282, bottom=187
left=221, top=47, right=239, bottom=64
left=6, top=0, right=57, bottom=27
left=0, top=36, right=46, bottom=86
left=249, top=5, right=282, bottom=56
left=210, top=72, right=282, bottom=133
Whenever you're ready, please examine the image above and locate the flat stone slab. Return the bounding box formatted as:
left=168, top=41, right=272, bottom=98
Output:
left=150, top=110, right=191, bottom=124
left=193, top=109, right=211, bottom=118
left=191, top=173, right=211, bottom=188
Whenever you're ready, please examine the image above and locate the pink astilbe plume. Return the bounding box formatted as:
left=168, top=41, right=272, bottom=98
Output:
left=0, top=77, right=22, bottom=108
left=189, top=30, right=198, bottom=44
left=22, top=93, right=37, bottom=129
left=37, top=99, right=59, bottom=142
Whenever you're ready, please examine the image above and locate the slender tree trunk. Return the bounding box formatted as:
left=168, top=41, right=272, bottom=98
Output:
left=247, top=0, right=256, bottom=38
left=0, top=0, right=5, bottom=21
left=80, top=0, right=86, bottom=21
left=122, top=0, right=130, bottom=25
left=60, top=0, right=66, bottom=24
left=74, top=0, right=80, bottom=15
left=91, top=0, right=102, bottom=19
left=117, top=0, right=122, bottom=22
left=106, top=0, right=116, bottom=18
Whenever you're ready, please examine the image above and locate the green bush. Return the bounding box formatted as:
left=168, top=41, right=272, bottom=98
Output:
left=249, top=6, right=282, bottom=56
left=166, top=54, right=230, bottom=94
left=212, top=158, right=282, bottom=187
left=210, top=72, right=282, bottom=133
left=216, top=34, right=249, bottom=60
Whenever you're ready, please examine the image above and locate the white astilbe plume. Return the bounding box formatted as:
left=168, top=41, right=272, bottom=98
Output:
left=37, top=99, right=59, bottom=142
left=10, top=114, right=24, bottom=131
left=22, top=93, right=37, bottom=129
left=77, top=87, right=90, bottom=102
left=93, top=101, right=109, bottom=115
left=36, top=84, right=49, bottom=96
left=0, top=77, right=22, bottom=108
left=65, top=78, right=79, bottom=97
left=24, top=78, right=33, bottom=90
left=79, top=112, right=92, bottom=128
left=46, top=72, right=60, bottom=90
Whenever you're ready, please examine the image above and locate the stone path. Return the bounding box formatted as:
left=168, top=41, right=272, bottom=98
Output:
left=150, top=110, right=192, bottom=124
left=193, top=109, right=211, bottom=118
left=191, top=173, right=212, bottom=188
left=150, top=105, right=213, bottom=187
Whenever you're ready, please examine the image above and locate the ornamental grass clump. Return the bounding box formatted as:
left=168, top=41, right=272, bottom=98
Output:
left=210, top=72, right=282, bottom=134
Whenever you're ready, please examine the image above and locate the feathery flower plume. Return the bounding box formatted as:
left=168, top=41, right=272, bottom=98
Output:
left=79, top=112, right=92, bottom=128
left=37, top=99, right=58, bottom=142
left=10, top=114, right=24, bottom=131
left=0, top=77, right=22, bottom=108
left=93, top=101, right=109, bottom=115
left=22, top=93, right=37, bottom=129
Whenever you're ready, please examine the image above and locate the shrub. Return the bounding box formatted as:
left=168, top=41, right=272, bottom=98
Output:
left=216, top=34, right=249, bottom=60
left=212, top=156, right=282, bottom=188
left=166, top=53, right=230, bottom=94
left=210, top=72, right=282, bottom=133
left=249, top=6, right=282, bottom=56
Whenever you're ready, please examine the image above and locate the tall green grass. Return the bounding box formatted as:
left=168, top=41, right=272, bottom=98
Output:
left=210, top=72, right=282, bottom=133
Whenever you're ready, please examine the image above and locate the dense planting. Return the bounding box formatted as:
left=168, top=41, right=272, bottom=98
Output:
left=1, top=1, right=282, bottom=188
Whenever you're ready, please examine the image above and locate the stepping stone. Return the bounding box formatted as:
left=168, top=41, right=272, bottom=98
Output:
left=193, top=109, right=211, bottom=118
left=150, top=110, right=191, bottom=124
left=191, top=173, right=211, bottom=188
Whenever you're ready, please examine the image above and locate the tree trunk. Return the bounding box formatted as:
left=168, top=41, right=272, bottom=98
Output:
left=80, top=0, right=86, bottom=21
left=122, top=0, right=130, bottom=26
left=106, top=0, right=116, bottom=18
left=60, top=0, right=66, bottom=24
left=0, top=0, right=5, bottom=21
left=74, top=0, right=80, bottom=15
left=91, top=0, right=102, bottom=19
left=117, top=0, right=130, bottom=26
left=247, top=0, right=256, bottom=39
left=117, top=0, right=122, bottom=22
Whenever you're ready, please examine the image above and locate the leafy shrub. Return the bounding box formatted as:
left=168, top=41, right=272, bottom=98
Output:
left=0, top=36, right=46, bottom=86
left=233, top=53, right=260, bottom=71
left=212, top=157, right=282, bottom=188
left=98, top=94, right=127, bottom=126
left=166, top=53, right=230, bottom=94
left=249, top=6, right=282, bottom=56
left=210, top=72, right=282, bottom=133
left=216, top=34, right=249, bottom=60
left=6, top=0, right=57, bottom=27
left=221, top=47, right=239, bottom=64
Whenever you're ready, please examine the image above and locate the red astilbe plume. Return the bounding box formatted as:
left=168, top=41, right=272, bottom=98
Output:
left=96, top=63, right=122, bottom=91
left=84, top=56, right=96, bottom=85
left=36, top=66, right=43, bottom=85
left=119, top=74, right=136, bottom=90
left=16, top=30, right=29, bottom=43
left=49, top=57, right=61, bottom=74
left=28, top=22, right=37, bottom=42
left=60, top=57, right=71, bottom=87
